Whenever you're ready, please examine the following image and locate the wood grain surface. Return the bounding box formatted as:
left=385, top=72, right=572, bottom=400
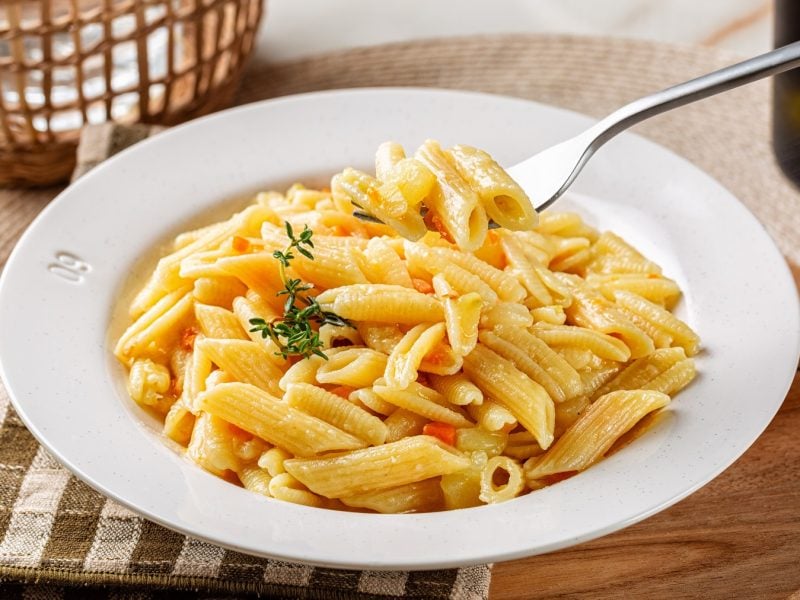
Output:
left=2, top=185, right=798, bottom=600
left=0, top=187, right=56, bottom=267
left=491, top=371, right=800, bottom=600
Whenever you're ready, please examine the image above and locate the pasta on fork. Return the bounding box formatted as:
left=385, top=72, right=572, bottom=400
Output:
left=115, top=140, right=699, bottom=513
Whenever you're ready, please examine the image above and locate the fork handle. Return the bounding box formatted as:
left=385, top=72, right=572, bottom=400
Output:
left=586, top=40, right=800, bottom=148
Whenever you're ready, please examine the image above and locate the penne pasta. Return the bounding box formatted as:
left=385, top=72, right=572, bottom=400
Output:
left=448, top=144, right=536, bottom=231
left=479, top=329, right=569, bottom=404
left=217, top=253, right=285, bottom=312
left=192, top=276, right=248, bottom=308
left=612, top=290, right=700, bottom=356
left=531, top=323, right=631, bottom=362
left=374, top=382, right=472, bottom=428
left=564, top=283, right=655, bottom=359
left=405, top=242, right=498, bottom=304
left=284, top=436, right=471, bottom=497
left=317, top=284, right=444, bottom=324
left=500, top=232, right=553, bottom=307
left=595, top=347, right=688, bottom=398
left=463, top=344, right=555, bottom=449
left=525, top=390, right=670, bottom=480
left=415, top=139, right=488, bottom=251
left=385, top=323, right=446, bottom=389
left=116, top=140, right=699, bottom=512
left=285, top=383, right=388, bottom=446
left=130, top=203, right=272, bottom=316
left=231, top=295, right=285, bottom=362
left=488, top=325, right=583, bottom=401
left=195, top=304, right=248, bottom=340
left=315, top=347, right=388, bottom=388
left=479, top=456, right=525, bottom=503
left=340, top=478, right=444, bottom=513
left=196, top=338, right=283, bottom=396
left=200, top=382, right=366, bottom=457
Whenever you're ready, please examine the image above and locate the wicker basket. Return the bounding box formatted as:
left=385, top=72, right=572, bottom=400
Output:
left=0, top=0, right=263, bottom=186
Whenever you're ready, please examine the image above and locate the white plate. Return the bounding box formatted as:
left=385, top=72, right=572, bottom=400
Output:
left=0, top=89, right=798, bottom=570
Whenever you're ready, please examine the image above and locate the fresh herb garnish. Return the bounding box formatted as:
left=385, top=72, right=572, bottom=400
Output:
left=249, top=222, right=350, bottom=360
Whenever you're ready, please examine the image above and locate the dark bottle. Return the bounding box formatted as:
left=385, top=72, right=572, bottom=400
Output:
left=774, top=0, right=800, bottom=186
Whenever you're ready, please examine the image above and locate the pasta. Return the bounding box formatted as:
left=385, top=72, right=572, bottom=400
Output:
left=115, top=140, right=700, bottom=513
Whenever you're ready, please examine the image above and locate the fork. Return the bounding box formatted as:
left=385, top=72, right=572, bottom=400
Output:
left=355, top=40, right=800, bottom=226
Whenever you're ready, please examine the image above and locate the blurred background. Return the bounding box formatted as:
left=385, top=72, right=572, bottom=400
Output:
left=258, top=0, right=771, bottom=61
left=0, top=0, right=777, bottom=186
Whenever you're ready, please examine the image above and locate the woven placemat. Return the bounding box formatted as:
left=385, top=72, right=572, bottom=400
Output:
left=1, top=33, right=798, bottom=600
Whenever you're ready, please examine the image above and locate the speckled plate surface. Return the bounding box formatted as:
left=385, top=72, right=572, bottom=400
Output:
left=0, top=89, right=797, bottom=570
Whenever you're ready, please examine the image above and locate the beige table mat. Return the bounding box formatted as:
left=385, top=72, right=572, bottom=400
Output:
left=1, top=33, right=798, bottom=600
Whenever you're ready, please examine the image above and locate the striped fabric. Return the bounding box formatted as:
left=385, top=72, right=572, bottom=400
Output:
left=0, top=384, right=491, bottom=599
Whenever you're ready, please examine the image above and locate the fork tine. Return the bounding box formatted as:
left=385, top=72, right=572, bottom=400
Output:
left=353, top=210, right=386, bottom=224
left=352, top=210, right=501, bottom=230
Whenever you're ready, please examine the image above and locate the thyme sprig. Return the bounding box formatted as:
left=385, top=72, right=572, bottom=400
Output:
left=249, top=222, right=350, bottom=360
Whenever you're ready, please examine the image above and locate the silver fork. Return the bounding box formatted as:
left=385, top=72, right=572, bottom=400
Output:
left=509, top=40, right=800, bottom=211
left=355, top=41, right=800, bottom=226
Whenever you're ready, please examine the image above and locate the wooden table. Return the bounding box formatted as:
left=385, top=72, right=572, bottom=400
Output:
left=1, top=186, right=799, bottom=600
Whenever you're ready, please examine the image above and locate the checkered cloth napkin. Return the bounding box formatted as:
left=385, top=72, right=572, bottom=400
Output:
left=0, top=122, right=491, bottom=599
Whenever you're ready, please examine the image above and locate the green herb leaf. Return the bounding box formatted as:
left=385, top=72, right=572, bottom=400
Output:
left=296, top=246, right=314, bottom=260
left=258, top=222, right=351, bottom=360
